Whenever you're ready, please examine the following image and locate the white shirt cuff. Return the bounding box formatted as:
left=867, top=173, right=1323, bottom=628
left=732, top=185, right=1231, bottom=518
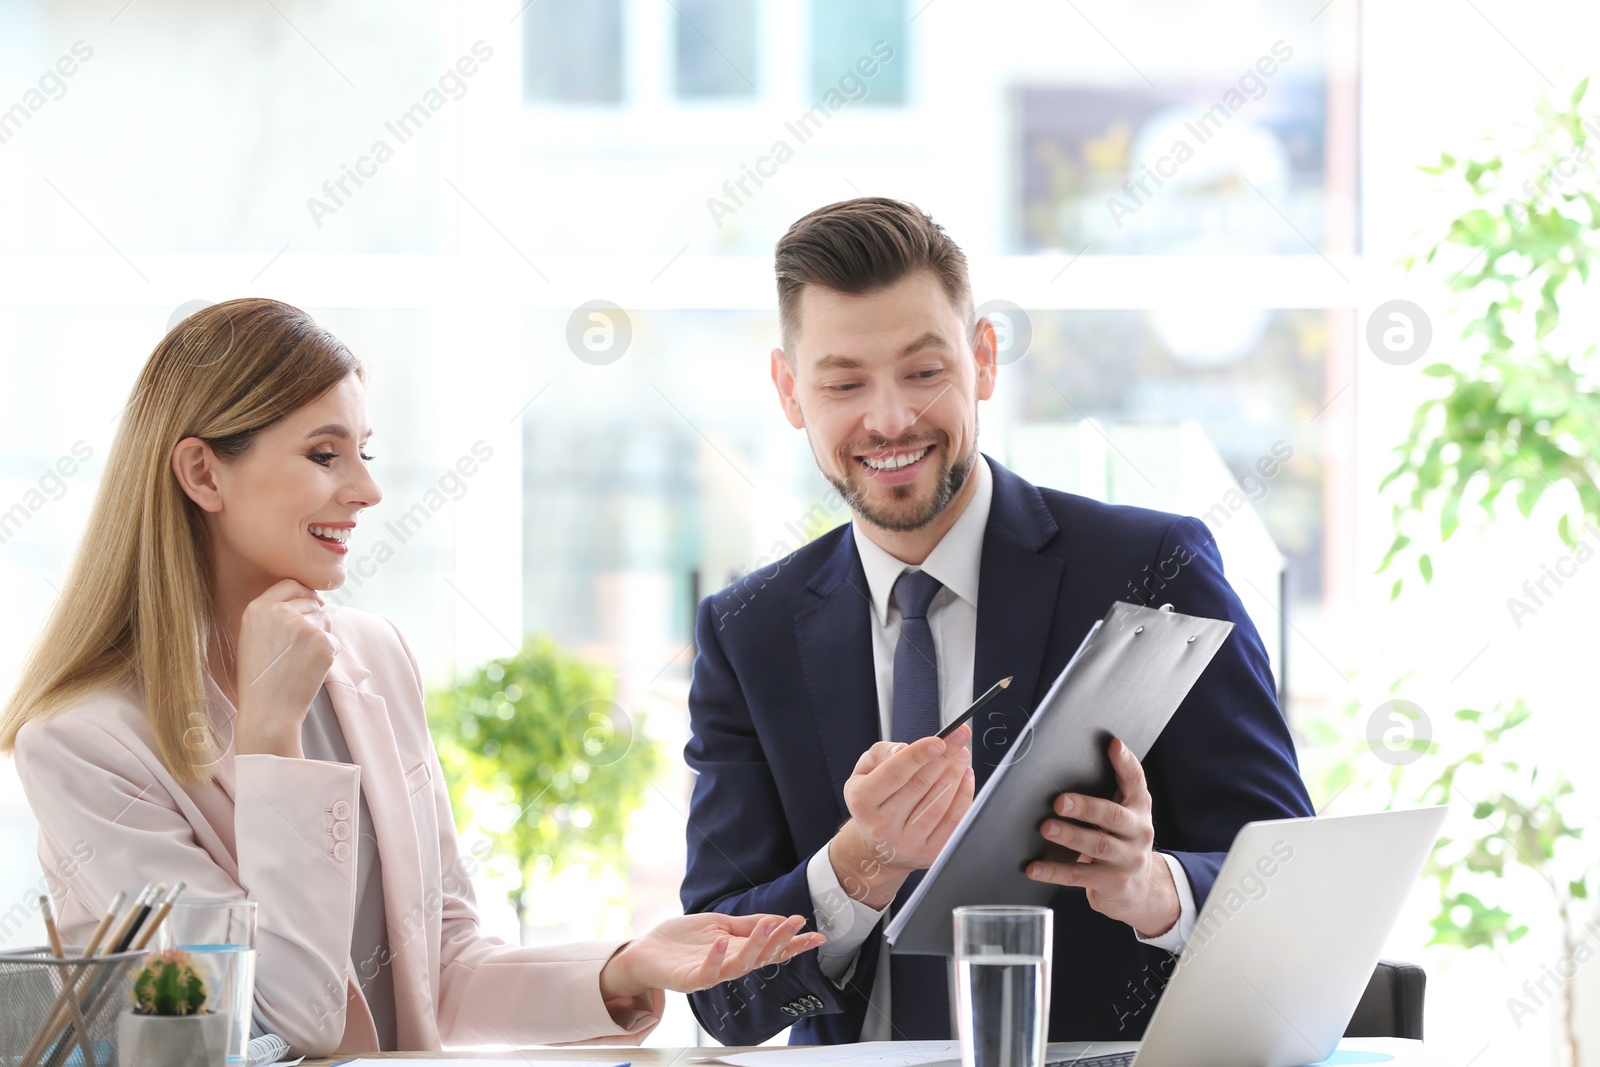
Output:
left=806, top=845, right=888, bottom=984
left=1134, top=851, right=1197, bottom=954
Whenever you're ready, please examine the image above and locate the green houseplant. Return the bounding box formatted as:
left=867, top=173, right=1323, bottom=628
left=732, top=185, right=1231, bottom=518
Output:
left=427, top=636, right=663, bottom=938
left=119, top=949, right=229, bottom=1067
left=1381, top=78, right=1600, bottom=593
left=1414, top=702, right=1596, bottom=1057
left=1375, top=78, right=1600, bottom=1067
left=1305, top=693, right=1597, bottom=1065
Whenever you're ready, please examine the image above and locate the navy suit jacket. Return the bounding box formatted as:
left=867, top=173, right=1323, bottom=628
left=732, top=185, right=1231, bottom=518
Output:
left=680, top=458, right=1314, bottom=1045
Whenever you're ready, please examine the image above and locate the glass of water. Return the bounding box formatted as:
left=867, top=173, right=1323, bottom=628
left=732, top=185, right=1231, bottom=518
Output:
left=156, top=899, right=258, bottom=1066
left=954, top=905, right=1053, bottom=1067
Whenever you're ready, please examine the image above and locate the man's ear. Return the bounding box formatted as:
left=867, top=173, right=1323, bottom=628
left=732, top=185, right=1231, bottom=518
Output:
left=972, top=317, right=999, bottom=402
left=171, top=437, right=225, bottom=513
left=771, top=347, right=806, bottom=429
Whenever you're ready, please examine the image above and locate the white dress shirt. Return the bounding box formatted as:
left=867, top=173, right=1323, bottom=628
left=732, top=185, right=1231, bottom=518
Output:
left=803, top=456, right=1198, bottom=1039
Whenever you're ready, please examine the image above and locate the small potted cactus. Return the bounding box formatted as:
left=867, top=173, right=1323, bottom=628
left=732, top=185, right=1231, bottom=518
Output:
left=118, top=949, right=230, bottom=1067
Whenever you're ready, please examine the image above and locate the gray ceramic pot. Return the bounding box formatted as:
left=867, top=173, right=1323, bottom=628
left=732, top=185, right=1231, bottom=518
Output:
left=117, top=1009, right=230, bottom=1067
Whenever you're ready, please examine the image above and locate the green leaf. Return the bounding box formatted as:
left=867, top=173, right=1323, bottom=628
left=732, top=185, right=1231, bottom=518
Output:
left=1441, top=492, right=1461, bottom=541
left=1571, top=879, right=1589, bottom=899
left=1419, top=554, right=1434, bottom=583
left=1380, top=534, right=1412, bottom=572
left=1573, top=77, right=1590, bottom=107
left=1516, top=480, right=1543, bottom=519
left=1419, top=152, right=1458, bottom=175
left=1535, top=304, right=1558, bottom=339
left=1579, top=483, right=1600, bottom=523
left=1391, top=577, right=1404, bottom=601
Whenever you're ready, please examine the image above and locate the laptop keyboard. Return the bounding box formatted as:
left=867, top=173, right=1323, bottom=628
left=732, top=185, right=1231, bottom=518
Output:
left=1045, top=1054, right=1137, bottom=1067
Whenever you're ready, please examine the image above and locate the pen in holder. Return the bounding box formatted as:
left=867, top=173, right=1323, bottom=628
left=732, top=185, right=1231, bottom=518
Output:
left=4, top=883, right=186, bottom=1067
left=0, top=946, right=146, bottom=1067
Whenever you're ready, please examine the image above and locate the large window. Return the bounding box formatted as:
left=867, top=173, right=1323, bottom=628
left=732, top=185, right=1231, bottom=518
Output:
left=523, top=0, right=625, bottom=103
left=1016, top=76, right=1349, bottom=254
left=810, top=0, right=906, bottom=105
left=674, top=0, right=760, bottom=99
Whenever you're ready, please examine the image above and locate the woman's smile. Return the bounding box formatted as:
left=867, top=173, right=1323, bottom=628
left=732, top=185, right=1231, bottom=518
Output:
left=309, top=521, right=355, bottom=555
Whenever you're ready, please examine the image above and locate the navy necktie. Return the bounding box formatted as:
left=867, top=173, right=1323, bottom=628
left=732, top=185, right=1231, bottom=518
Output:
left=888, top=569, right=951, bottom=1039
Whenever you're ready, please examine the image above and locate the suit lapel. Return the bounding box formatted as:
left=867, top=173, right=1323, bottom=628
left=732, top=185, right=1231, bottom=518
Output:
left=794, top=532, right=881, bottom=823
left=972, top=461, right=1064, bottom=789
left=323, top=645, right=438, bottom=1050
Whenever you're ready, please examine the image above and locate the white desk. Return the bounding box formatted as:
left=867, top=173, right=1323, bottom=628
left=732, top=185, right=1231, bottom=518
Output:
left=303, top=1037, right=1436, bottom=1066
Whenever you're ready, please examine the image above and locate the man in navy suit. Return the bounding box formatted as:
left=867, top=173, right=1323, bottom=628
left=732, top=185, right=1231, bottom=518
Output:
left=680, top=197, right=1314, bottom=1045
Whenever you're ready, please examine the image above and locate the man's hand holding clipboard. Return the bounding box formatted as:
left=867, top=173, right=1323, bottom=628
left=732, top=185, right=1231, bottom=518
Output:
left=1026, top=734, right=1183, bottom=942
left=885, top=600, right=1235, bottom=957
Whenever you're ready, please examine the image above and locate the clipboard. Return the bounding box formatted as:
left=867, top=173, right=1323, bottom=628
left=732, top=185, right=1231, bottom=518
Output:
left=885, top=600, right=1234, bottom=956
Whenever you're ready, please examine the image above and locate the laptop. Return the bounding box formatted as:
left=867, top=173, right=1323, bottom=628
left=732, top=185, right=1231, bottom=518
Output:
left=1042, top=806, right=1446, bottom=1067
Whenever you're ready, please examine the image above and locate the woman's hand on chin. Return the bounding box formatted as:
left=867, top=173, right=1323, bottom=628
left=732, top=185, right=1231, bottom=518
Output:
left=233, top=578, right=339, bottom=758
left=597, top=913, right=826, bottom=999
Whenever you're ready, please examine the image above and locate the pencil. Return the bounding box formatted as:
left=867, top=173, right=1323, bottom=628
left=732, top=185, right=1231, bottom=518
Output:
left=113, top=882, right=164, bottom=952
left=936, top=676, right=1012, bottom=740
left=80, top=891, right=126, bottom=961
left=131, top=882, right=185, bottom=951
left=100, top=884, right=153, bottom=958
left=39, top=897, right=64, bottom=959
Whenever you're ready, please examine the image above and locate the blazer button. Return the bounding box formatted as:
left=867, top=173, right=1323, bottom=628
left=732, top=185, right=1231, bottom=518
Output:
left=780, top=1005, right=798, bottom=1017
left=333, top=842, right=351, bottom=862
left=805, top=995, right=823, bottom=1010
left=331, top=800, right=352, bottom=820
left=332, top=821, right=351, bottom=841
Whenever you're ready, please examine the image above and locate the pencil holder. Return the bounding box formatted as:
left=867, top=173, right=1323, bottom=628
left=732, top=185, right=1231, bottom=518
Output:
left=0, top=946, right=145, bottom=1067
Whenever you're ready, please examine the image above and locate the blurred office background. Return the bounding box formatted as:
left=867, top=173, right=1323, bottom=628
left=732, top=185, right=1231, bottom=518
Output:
left=1, top=1, right=1597, bottom=1063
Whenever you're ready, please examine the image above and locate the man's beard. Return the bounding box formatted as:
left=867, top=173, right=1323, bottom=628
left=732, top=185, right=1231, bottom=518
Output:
left=819, top=432, right=979, bottom=534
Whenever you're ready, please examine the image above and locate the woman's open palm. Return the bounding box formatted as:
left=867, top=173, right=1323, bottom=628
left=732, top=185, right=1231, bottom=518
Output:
left=615, top=913, right=825, bottom=995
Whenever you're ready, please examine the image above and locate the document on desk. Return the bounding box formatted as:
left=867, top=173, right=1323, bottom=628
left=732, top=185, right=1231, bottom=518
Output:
left=716, top=1041, right=959, bottom=1067
left=330, top=1061, right=632, bottom=1067
left=886, top=600, right=1234, bottom=956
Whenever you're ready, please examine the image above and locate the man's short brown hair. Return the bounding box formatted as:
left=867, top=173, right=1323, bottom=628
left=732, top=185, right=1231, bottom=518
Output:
left=774, top=197, right=972, bottom=352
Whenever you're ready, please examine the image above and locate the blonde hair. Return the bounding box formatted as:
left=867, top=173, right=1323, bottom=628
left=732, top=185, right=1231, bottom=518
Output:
left=0, top=298, right=363, bottom=784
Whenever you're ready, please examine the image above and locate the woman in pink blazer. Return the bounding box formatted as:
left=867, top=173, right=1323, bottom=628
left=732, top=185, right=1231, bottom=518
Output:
left=0, top=299, right=823, bottom=1057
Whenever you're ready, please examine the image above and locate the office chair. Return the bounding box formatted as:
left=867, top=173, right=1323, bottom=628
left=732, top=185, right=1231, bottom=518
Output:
left=1344, top=959, right=1426, bottom=1040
